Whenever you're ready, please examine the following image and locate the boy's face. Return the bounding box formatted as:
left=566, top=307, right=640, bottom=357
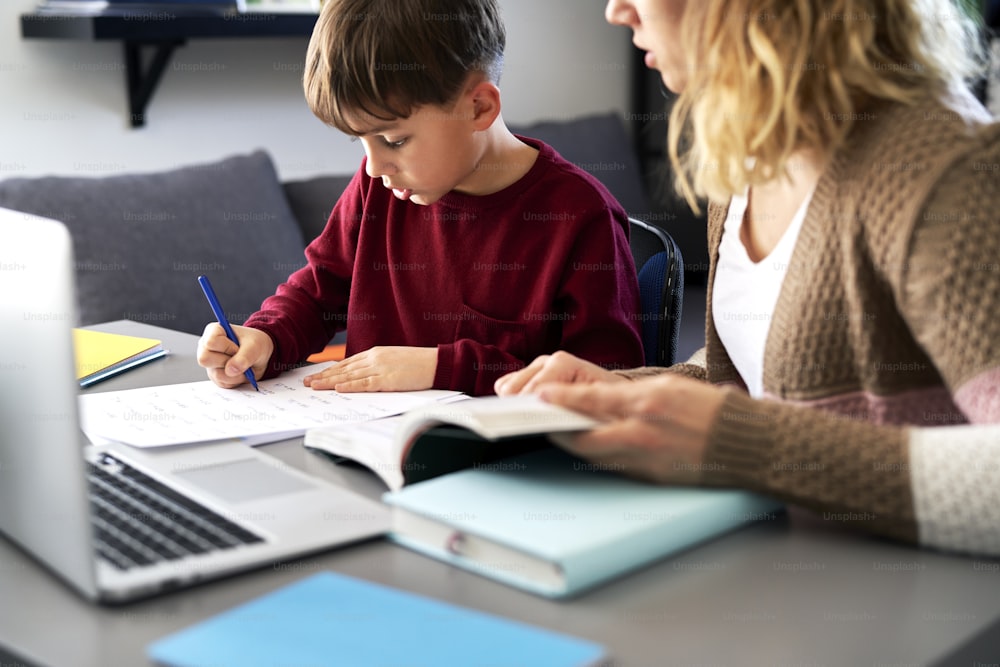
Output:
left=355, top=100, right=482, bottom=207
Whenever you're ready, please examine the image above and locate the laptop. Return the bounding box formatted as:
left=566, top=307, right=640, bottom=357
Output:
left=0, top=207, right=390, bottom=603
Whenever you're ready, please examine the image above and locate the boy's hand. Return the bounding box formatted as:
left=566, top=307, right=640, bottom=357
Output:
left=197, top=323, right=273, bottom=389
left=304, top=346, right=437, bottom=392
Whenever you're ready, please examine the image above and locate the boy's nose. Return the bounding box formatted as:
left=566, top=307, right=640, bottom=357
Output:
left=365, top=153, right=396, bottom=179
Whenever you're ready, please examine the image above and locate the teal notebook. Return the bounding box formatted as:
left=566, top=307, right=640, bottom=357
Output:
left=147, top=572, right=606, bottom=667
left=384, top=448, right=784, bottom=598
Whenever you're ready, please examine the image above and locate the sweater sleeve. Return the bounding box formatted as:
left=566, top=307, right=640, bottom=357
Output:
left=702, top=390, right=917, bottom=543
left=243, top=169, right=363, bottom=379
left=890, top=133, right=1000, bottom=423
left=697, top=133, right=1000, bottom=556
left=615, top=347, right=709, bottom=381
left=700, top=390, right=1000, bottom=556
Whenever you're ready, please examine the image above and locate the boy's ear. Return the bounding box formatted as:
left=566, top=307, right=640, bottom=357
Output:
left=467, top=80, right=502, bottom=131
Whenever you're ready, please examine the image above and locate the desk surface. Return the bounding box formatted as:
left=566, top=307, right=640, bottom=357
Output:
left=1, top=321, right=998, bottom=667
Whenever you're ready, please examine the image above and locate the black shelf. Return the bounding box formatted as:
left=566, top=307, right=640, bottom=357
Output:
left=21, top=11, right=319, bottom=40
left=20, top=11, right=318, bottom=127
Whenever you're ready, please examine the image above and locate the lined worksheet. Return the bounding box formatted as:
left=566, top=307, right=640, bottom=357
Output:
left=78, top=363, right=461, bottom=448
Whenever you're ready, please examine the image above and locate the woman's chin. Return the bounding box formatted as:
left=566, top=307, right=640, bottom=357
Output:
left=660, top=72, right=685, bottom=95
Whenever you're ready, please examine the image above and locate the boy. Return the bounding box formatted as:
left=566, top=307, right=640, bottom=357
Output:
left=197, top=0, right=643, bottom=396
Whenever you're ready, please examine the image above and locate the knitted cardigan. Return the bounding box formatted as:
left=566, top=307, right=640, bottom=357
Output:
left=625, top=90, right=1000, bottom=555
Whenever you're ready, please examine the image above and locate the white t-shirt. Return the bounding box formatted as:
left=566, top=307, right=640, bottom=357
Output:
left=712, top=189, right=813, bottom=397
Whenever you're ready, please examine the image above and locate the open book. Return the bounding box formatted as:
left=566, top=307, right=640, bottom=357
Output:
left=302, top=395, right=599, bottom=492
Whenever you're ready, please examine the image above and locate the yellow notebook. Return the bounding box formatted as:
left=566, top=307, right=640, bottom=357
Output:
left=72, top=329, right=167, bottom=388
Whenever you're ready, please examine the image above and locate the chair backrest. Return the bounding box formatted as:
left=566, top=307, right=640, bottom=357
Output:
left=628, top=217, right=684, bottom=367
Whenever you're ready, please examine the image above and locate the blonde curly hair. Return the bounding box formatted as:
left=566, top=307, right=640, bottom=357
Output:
left=669, top=0, right=986, bottom=209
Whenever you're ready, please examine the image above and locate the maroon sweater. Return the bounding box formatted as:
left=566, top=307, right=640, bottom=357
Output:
left=245, top=137, right=644, bottom=395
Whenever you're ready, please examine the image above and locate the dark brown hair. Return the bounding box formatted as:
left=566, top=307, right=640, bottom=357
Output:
left=304, top=0, right=506, bottom=134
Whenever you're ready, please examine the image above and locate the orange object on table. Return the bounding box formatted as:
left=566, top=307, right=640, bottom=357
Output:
left=306, top=344, right=346, bottom=363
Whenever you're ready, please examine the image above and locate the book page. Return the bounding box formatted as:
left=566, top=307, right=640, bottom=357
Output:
left=78, top=363, right=460, bottom=448
left=305, top=416, right=407, bottom=491
left=304, top=396, right=596, bottom=491
left=304, top=395, right=470, bottom=491
left=397, top=394, right=599, bottom=443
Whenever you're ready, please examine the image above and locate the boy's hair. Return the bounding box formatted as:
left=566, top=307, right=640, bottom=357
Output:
left=668, top=0, right=987, bottom=209
left=304, top=0, right=506, bottom=135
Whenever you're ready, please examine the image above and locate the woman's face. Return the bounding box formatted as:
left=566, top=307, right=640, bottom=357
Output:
left=605, top=0, right=689, bottom=93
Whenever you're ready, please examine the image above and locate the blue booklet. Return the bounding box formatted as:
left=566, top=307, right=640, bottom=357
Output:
left=384, top=448, right=784, bottom=598
left=147, top=572, right=606, bottom=667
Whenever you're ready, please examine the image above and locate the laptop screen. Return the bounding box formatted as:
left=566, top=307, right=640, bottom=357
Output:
left=0, top=207, right=99, bottom=598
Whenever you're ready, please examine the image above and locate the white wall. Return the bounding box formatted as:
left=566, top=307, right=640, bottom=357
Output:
left=0, top=0, right=632, bottom=180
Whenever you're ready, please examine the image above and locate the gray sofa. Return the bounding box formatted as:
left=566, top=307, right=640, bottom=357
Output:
left=0, top=113, right=653, bottom=336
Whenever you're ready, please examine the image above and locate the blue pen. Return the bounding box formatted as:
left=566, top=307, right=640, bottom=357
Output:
left=197, top=275, right=260, bottom=391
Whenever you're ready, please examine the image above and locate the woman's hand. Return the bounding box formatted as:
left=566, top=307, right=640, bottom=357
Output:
left=494, top=351, right=626, bottom=396
left=304, top=346, right=437, bottom=392
left=538, top=374, right=729, bottom=485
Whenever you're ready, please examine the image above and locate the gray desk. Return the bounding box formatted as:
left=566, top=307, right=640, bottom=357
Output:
left=1, top=321, right=998, bottom=667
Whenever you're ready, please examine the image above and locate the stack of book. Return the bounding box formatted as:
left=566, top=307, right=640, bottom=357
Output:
left=305, top=396, right=785, bottom=599
left=72, top=328, right=167, bottom=388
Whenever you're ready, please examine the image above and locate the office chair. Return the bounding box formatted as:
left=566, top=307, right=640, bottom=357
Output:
left=629, top=217, right=684, bottom=367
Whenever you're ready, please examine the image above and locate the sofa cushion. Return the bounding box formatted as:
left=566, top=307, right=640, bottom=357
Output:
left=282, top=174, right=354, bottom=244
left=510, top=113, right=651, bottom=218
left=0, top=150, right=306, bottom=335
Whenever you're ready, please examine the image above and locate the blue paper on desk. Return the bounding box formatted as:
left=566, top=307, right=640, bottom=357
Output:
left=146, top=572, right=606, bottom=667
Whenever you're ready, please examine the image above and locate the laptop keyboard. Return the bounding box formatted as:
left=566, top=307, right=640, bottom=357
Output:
left=87, top=455, right=264, bottom=570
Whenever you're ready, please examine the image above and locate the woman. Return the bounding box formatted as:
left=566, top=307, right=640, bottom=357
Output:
left=497, top=0, right=1000, bottom=555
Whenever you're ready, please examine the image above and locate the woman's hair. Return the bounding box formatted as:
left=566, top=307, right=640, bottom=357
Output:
left=669, top=0, right=987, bottom=208
left=304, top=0, right=505, bottom=135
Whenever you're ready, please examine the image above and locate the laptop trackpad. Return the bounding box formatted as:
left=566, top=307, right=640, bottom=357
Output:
left=174, top=458, right=314, bottom=504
